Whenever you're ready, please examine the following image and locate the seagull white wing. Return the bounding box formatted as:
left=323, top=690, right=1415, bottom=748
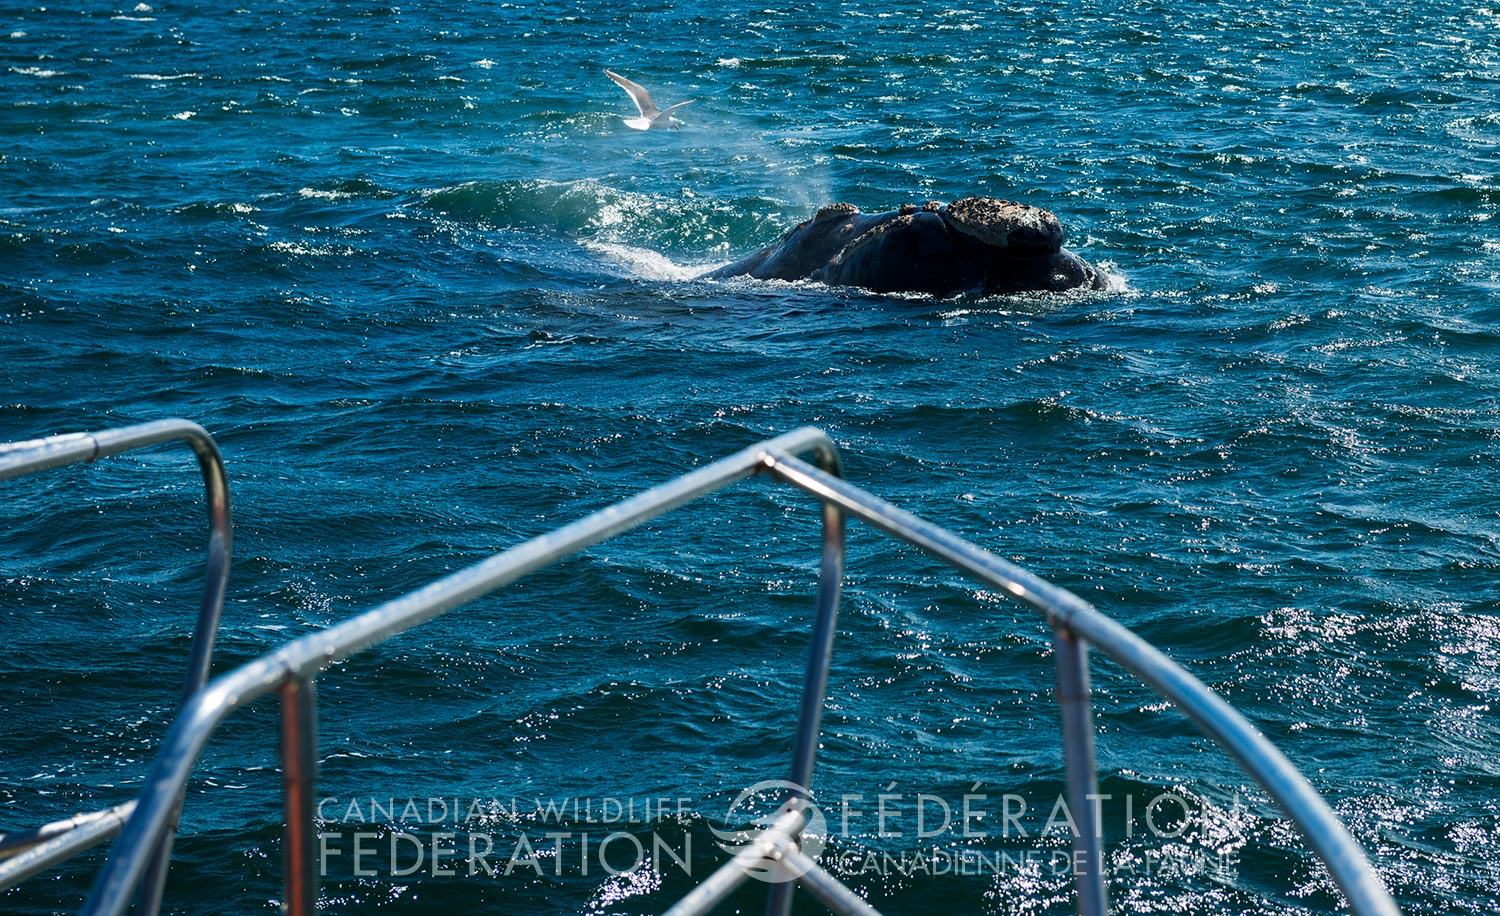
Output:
left=605, top=69, right=661, bottom=119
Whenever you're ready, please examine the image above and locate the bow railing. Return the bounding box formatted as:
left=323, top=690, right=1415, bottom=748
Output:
left=0, top=421, right=1401, bottom=916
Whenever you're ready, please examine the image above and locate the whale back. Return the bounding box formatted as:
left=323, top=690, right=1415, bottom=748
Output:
left=706, top=198, right=1103, bottom=296
left=706, top=204, right=880, bottom=282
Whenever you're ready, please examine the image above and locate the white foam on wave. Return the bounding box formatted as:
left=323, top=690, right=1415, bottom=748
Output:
left=581, top=240, right=719, bottom=282
left=1094, top=261, right=1130, bottom=293
left=268, top=240, right=357, bottom=258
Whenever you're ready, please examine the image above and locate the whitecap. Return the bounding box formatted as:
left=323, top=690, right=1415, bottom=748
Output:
left=268, top=240, right=356, bottom=258
left=581, top=240, right=713, bottom=282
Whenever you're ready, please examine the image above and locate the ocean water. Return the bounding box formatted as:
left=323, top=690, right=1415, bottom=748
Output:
left=3, top=0, right=1499, bottom=913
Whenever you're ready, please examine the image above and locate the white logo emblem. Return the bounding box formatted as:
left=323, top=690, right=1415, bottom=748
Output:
left=710, top=779, right=827, bottom=883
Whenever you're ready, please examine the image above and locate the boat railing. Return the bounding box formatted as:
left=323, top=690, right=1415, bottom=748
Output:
left=0, top=419, right=232, bottom=911
left=0, top=421, right=1401, bottom=916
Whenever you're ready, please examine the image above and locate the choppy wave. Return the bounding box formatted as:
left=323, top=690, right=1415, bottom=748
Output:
left=5, top=0, right=1500, bottom=914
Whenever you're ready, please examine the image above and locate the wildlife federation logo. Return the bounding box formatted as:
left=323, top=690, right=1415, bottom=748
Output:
left=710, top=780, right=827, bottom=883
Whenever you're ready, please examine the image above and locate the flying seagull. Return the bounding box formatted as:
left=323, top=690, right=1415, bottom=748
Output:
left=605, top=69, right=695, bottom=130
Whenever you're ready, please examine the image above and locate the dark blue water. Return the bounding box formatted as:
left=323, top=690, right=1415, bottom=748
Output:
left=4, top=0, right=1499, bottom=913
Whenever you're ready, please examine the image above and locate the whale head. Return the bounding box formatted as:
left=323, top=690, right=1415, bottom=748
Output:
left=938, top=197, right=1101, bottom=293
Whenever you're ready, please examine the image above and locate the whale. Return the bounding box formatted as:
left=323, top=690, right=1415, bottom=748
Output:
left=705, top=197, right=1105, bottom=296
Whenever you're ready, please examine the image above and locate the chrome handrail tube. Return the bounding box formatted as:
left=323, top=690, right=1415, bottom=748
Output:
left=0, top=417, right=232, bottom=701
left=1052, top=625, right=1108, bottom=916
left=279, top=677, right=319, bottom=916
left=0, top=805, right=136, bottom=893
left=768, top=447, right=845, bottom=916
left=779, top=849, right=884, bottom=916
left=0, top=419, right=232, bottom=897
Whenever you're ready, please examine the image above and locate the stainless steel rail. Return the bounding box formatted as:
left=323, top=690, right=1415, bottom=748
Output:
left=3, top=422, right=1400, bottom=916
left=0, top=419, right=233, bottom=898
left=0, top=417, right=233, bottom=703
left=0, top=805, right=137, bottom=893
